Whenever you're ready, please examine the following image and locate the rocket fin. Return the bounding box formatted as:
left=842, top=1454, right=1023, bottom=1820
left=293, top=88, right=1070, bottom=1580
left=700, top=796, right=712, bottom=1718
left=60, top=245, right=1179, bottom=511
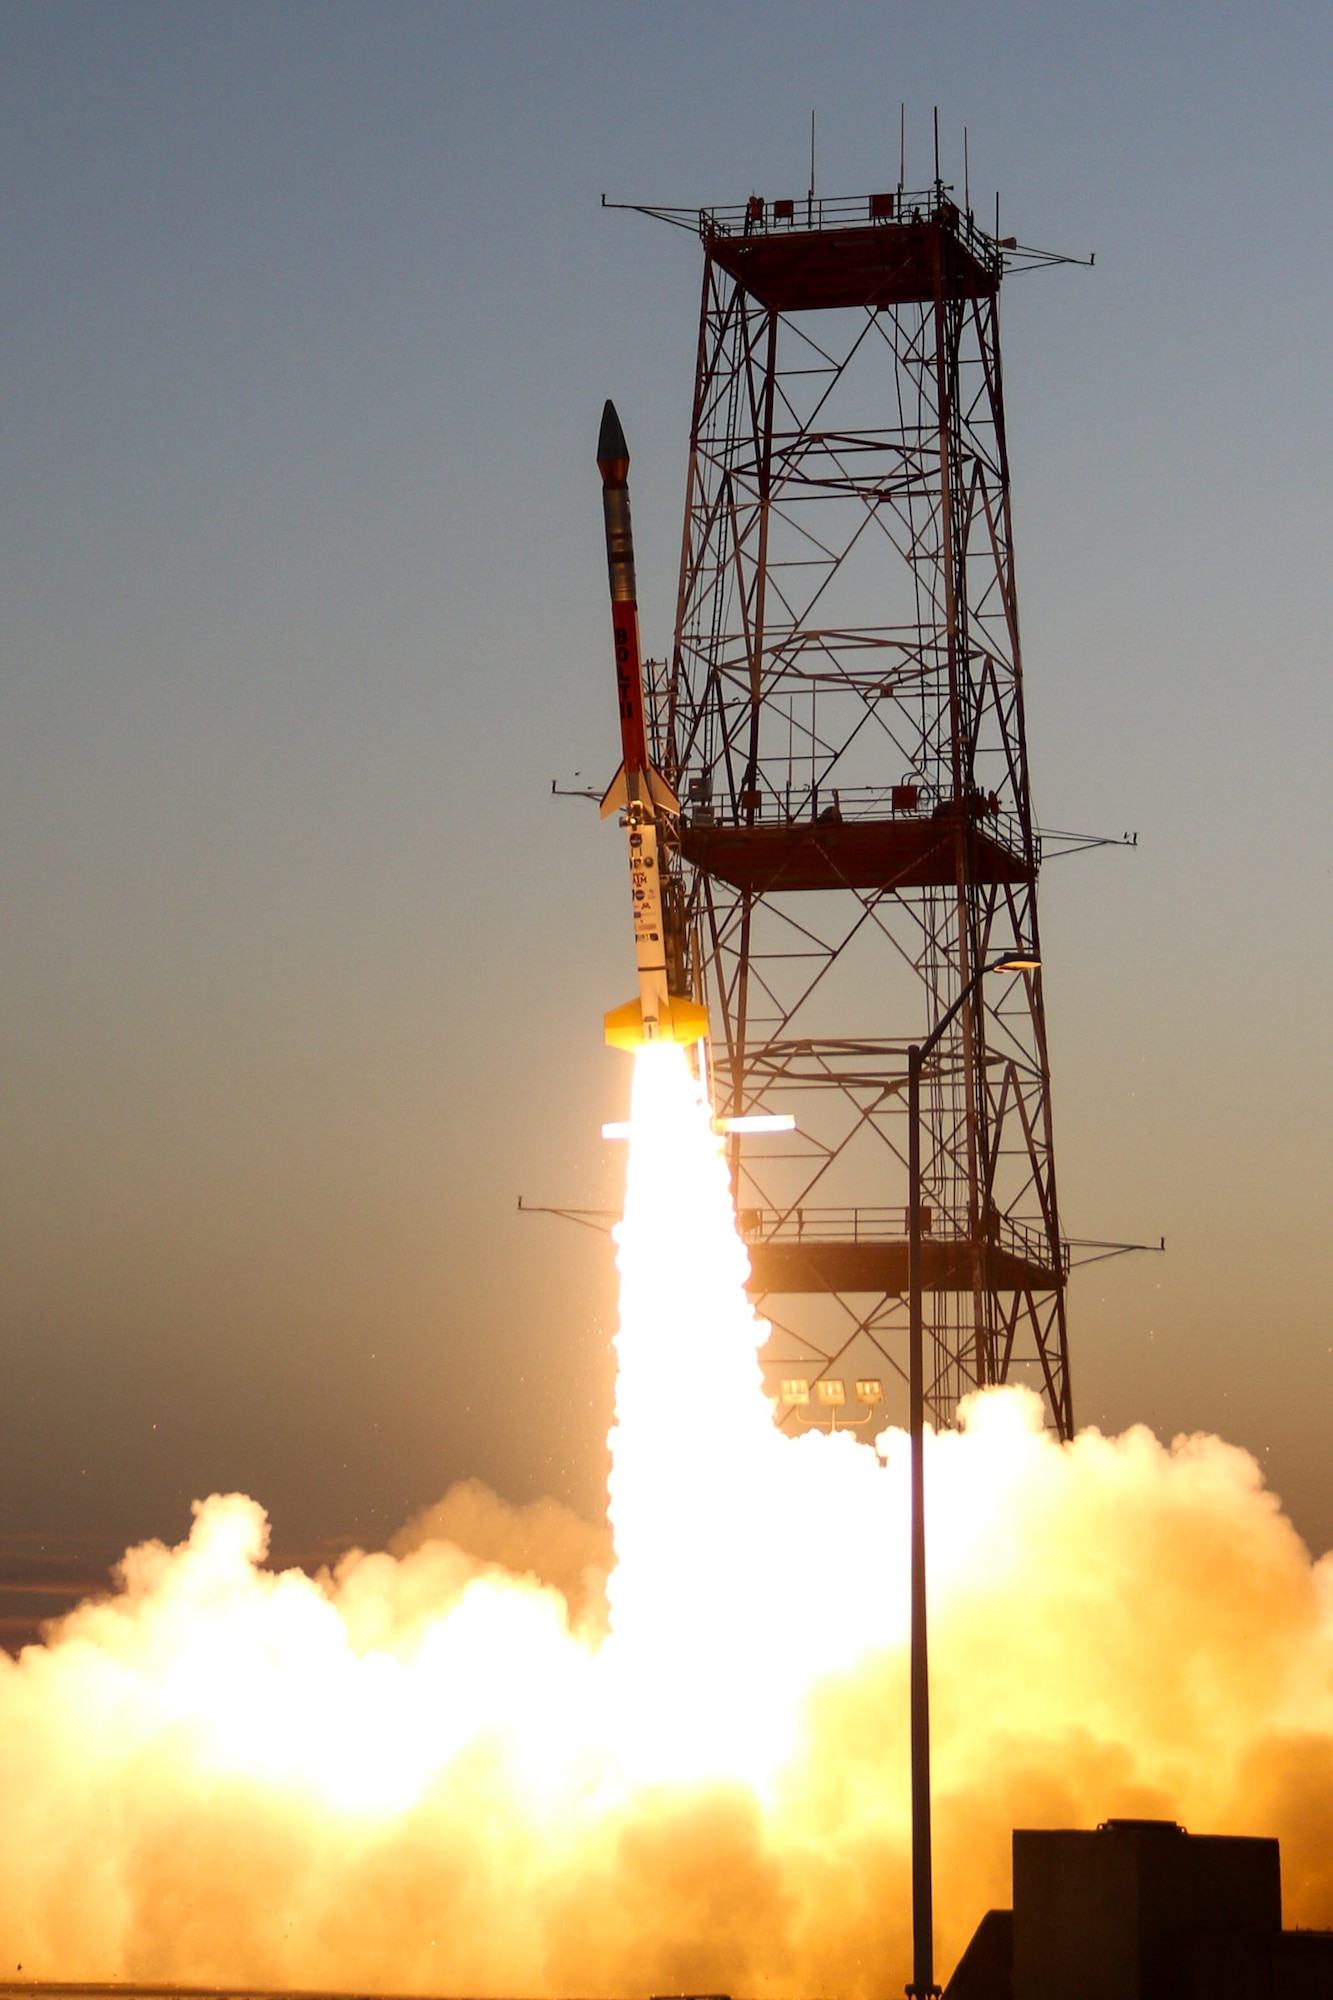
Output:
left=600, top=761, right=680, bottom=820
left=599, top=764, right=628, bottom=819
left=604, top=994, right=711, bottom=1051
left=646, top=765, right=680, bottom=815
left=603, top=997, right=647, bottom=1049
left=663, top=993, right=709, bottom=1042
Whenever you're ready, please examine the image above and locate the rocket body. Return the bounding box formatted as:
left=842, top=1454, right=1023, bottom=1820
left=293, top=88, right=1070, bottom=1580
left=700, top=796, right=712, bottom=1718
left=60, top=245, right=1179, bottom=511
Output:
left=600, top=424, right=651, bottom=779
left=597, top=400, right=670, bottom=815
left=596, top=401, right=707, bottom=1053
left=622, top=817, right=669, bottom=1043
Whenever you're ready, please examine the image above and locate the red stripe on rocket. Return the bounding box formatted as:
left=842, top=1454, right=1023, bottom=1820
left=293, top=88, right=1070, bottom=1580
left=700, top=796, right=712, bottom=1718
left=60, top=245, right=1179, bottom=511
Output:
left=597, top=400, right=677, bottom=820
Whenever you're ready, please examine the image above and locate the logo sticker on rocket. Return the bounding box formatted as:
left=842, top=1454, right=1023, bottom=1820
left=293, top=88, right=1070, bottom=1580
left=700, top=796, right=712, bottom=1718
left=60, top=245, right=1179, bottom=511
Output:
left=596, top=400, right=710, bottom=1054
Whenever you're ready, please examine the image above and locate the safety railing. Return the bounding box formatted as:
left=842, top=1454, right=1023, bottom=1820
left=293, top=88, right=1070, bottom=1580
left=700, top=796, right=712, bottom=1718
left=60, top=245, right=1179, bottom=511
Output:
left=736, top=1203, right=1068, bottom=1276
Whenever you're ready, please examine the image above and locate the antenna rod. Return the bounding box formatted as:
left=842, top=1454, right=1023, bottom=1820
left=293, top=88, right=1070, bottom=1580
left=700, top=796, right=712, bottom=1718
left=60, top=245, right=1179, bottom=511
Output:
left=899, top=103, right=905, bottom=189
left=808, top=108, right=816, bottom=228
left=933, top=105, right=939, bottom=186
left=964, top=127, right=970, bottom=212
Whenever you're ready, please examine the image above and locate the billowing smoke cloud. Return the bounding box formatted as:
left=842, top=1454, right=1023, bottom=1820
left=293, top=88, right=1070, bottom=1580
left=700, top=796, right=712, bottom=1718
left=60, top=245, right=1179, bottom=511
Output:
left=2, top=1048, right=1329, bottom=1993
left=2, top=1403, right=1331, bottom=1992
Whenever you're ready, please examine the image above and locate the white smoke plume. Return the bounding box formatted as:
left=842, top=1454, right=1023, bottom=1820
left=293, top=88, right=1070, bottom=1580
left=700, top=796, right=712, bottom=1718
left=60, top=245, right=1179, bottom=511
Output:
left=1, top=1046, right=1330, bottom=1993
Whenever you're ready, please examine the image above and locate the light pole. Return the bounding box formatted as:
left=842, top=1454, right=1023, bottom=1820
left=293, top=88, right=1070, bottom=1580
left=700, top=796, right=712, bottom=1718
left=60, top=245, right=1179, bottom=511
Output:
left=905, top=948, right=1040, bottom=1999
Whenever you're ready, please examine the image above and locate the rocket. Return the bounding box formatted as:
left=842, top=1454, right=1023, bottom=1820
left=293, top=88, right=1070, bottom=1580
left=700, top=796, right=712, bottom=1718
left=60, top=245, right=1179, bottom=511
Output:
left=597, top=400, right=709, bottom=1053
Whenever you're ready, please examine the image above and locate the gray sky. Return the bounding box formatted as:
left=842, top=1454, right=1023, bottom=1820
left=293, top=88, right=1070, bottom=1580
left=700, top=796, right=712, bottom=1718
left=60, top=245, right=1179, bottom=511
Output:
left=2, top=0, right=1331, bottom=1600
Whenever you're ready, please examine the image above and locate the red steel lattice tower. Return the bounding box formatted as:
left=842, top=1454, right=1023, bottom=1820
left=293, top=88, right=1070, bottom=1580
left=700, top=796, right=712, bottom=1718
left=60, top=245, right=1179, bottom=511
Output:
left=628, top=184, right=1074, bottom=1437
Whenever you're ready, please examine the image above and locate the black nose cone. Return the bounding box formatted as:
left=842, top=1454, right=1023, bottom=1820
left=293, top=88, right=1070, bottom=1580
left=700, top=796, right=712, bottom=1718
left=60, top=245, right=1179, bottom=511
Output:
left=597, top=399, right=630, bottom=470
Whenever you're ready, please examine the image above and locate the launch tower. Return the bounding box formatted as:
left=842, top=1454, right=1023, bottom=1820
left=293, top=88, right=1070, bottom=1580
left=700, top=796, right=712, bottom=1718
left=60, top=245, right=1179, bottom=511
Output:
left=625, top=184, right=1075, bottom=1438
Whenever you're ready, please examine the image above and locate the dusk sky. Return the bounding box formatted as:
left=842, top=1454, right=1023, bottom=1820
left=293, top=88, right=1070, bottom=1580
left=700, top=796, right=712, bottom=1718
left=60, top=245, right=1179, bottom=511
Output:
left=3, top=0, right=1331, bottom=1619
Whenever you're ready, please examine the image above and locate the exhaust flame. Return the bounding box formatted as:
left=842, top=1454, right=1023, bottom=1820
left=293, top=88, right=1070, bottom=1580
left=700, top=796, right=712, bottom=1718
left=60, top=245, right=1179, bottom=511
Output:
left=2, top=1040, right=1333, bottom=1991
left=605, top=1045, right=903, bottom=1790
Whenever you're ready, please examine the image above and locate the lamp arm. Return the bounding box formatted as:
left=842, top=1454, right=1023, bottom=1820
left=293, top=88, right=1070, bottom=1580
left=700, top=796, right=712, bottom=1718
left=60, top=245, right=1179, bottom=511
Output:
left=917, top=949, right=1035, bottom=1066
left=918, top=961, right=987, bottom=1066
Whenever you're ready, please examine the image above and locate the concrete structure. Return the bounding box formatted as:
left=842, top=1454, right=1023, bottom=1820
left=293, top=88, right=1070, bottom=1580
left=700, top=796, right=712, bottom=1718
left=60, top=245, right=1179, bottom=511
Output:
left=945, top=1819, right=1333, bottom=2000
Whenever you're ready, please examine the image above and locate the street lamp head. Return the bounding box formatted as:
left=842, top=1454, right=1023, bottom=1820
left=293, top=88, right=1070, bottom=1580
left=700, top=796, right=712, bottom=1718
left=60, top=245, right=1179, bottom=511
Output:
left=989, top=949, right=1041, bottom=974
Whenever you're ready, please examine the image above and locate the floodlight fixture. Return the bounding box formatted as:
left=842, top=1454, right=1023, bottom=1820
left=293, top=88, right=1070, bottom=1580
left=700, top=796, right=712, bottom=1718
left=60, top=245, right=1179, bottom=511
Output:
left=988, top=948, right=1041, bottom=974
left=603, top=1114, right=798, bottom=1141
